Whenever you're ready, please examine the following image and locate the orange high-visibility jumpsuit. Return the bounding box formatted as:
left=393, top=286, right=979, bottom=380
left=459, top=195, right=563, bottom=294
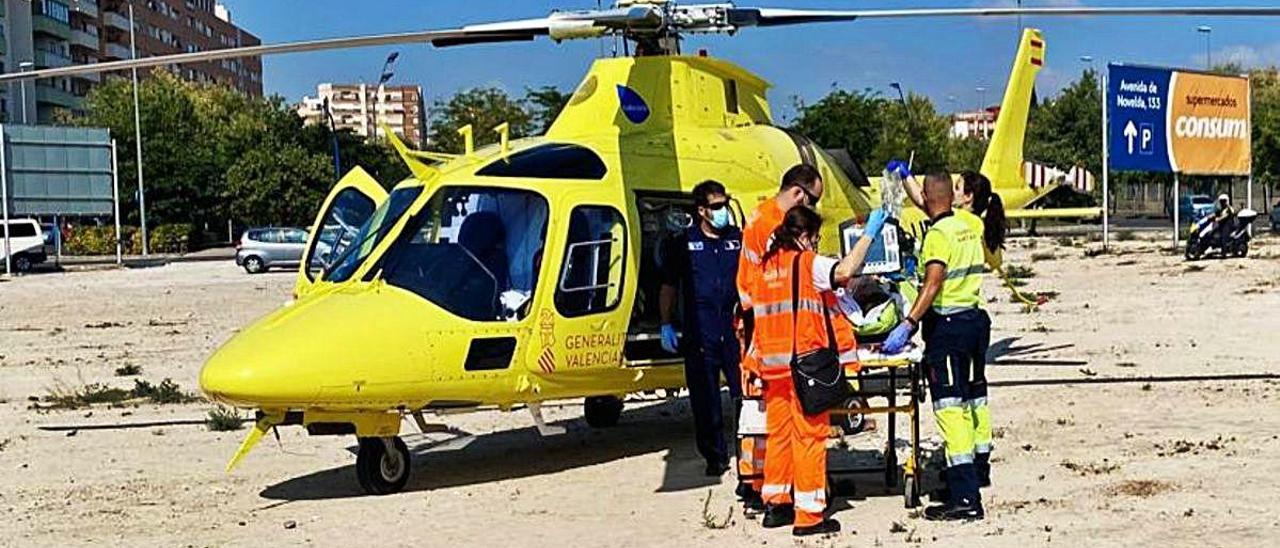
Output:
left=750, top=247, right=859, bottom=527
left=736, top=199, right=786, bottom=491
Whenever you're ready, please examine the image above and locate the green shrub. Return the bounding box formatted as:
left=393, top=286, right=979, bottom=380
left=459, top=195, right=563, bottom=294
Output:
left=149, top=224, right=193, bottom=254
left=131, top=378, right=199, bottom=404
left=65, top=225, right=141, bottom=256
left=206, top=405, right=245, bottom=432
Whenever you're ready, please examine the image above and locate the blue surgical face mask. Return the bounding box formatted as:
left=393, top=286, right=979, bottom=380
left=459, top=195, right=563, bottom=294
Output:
left=709, top=208, right=731, bottom=230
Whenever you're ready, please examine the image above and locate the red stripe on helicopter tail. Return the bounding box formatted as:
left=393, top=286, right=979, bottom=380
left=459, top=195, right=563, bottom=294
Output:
left=1031, top=57, right=1043, bottom=66
left=539, top=348, right=556, bottom=374
left=1030, top=39, right=1044, bottom=49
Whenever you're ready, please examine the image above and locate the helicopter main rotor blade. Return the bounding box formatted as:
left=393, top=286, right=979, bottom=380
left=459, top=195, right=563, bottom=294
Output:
left=728, top=6, right=1280, bottom=27
left=5, top=4, right=1280, bottom=83
left=0, top=4, right=667, bottom=83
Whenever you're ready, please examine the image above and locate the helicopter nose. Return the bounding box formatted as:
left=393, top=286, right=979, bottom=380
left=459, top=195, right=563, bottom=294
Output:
left=200, top=335, right=319, bottom=407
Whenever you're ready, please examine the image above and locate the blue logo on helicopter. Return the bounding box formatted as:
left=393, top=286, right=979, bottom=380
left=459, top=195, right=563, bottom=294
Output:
left=616, top=85, right=650, bottom=124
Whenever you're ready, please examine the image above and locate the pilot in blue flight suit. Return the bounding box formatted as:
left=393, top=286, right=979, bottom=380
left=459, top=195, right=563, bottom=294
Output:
left=659, top=180, right=744, bottom=476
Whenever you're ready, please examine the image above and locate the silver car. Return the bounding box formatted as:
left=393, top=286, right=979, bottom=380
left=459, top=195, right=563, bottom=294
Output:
left=235, top=227, right=309, bottom=273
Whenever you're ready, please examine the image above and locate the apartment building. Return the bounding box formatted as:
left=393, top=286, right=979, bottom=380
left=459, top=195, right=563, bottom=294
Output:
left=297, top=83, right=427, bottom=147
left=1, top=0, right=262, bottom=123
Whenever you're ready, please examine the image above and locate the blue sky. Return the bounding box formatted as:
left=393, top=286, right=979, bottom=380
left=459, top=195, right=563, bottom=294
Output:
left=218, top=0, right=1280, bottom=121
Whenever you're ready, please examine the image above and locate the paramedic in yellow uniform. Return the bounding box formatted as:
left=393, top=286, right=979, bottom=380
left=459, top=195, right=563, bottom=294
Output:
left=883, top=172, right=993, bottom=522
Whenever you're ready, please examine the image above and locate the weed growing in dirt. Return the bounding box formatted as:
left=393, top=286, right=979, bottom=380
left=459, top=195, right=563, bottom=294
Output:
left=1054, top=236, right=1077, bottom=247
left=1115, top=230, right=1136, bottom=241
left=114, top=364, right=142, bottom=377
left=1030, top=251, right=1057, bottom=262
left=1060, top=459, right=1121, bottom=476
left=1108, top=479, right=1175, bottom=498
left=41, top=382, right=131, bottom=409
left=206, top=406, right=244, bottom=432
left=1004, top=264, right=1036, bottom=279
left=700, top=489, right=732, bottom=529
left=131, top=378, right=199, bottom=404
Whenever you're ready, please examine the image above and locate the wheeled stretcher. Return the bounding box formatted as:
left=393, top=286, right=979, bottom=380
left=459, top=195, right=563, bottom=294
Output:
left=736, top=344, right=926, bottom=509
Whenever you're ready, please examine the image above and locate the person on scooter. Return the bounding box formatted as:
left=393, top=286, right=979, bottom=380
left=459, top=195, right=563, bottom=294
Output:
left=1213, top=194, right=1236, bottom=247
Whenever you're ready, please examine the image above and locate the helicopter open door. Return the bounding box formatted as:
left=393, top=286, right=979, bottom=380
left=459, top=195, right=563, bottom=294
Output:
left=294, top=167, right=387, bottom=298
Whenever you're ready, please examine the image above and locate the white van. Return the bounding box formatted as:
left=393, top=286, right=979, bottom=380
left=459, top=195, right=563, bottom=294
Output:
left=1, top=219, right=47, bottom=273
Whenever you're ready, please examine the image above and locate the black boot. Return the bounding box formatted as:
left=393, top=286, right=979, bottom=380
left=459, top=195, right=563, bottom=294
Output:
left=924, top=463, right=984, bottom=521
left=762, top=504, right=795, bottom=528
left=924, top=500, right=985, bottom=521
left=976, top=452, right=992, bottom=488
left=793, top=518, right=841, bottom=537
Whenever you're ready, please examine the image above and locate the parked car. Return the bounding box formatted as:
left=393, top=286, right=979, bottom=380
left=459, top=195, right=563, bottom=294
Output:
left=1271, top=201, right=1280, bottom=232
left=1, top=218, right=48, bottom=273
left=235, top=227, right=309, bottom=274
left=1169, top=194, right=1216, bottom=222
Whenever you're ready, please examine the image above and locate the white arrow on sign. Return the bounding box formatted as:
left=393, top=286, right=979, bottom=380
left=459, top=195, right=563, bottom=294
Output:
left=1124, top=121, right=1138, bottom=154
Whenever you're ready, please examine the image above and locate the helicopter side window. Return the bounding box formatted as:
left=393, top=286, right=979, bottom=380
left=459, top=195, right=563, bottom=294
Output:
left=555, top=206, right=626, bottom=317
left=379, top=187, right=549, bottom=322
left=475, top=143, right=608, bottom=180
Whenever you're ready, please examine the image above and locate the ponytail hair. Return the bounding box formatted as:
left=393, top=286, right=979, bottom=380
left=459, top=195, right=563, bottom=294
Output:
left=762, top=206, right=823, bottom=264
left=961, top=170, right=1007, bottom=251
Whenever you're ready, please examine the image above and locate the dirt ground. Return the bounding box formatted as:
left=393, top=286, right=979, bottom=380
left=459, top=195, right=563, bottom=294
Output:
left=2, top=232, right=1279, bottom=547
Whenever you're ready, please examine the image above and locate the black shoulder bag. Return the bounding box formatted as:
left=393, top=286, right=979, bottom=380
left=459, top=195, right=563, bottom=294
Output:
left=789, top=253, right=851, bottom=415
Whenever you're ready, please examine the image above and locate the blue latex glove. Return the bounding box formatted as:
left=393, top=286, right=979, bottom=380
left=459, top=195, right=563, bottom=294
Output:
left=886, top=160, right=912, bottom=180
left=863, top=208, right=889, bottom=239
left=881, top=320, right=915, bottom=354
left=660, top=324, right=679, bottom=354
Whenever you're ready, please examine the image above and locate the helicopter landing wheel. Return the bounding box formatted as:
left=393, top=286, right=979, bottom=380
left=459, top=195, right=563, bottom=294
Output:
left=356, top=436, right=410, bottom=495
left=584, top=395, right=624, bottom=428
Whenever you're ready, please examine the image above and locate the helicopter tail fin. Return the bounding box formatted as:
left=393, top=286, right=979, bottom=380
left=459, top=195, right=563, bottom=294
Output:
left=979, top=28, right=1044, bottom=194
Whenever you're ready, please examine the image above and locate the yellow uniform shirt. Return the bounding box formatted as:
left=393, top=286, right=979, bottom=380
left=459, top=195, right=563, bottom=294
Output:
left=921, top=209, right=986, bottom=313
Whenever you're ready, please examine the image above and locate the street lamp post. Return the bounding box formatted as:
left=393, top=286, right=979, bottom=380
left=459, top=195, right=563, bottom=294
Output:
left=1198, top=26, right=1212, bottom=70
left=128, top=3, right=149, bottom=256
left=18, top=61, right=33, bottom=124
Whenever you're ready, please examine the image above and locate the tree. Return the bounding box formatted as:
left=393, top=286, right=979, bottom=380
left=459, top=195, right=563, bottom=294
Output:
left=224, top=144, right=332, bottom=226
left=789, top=89, right=885, bottom=168
left=428, top=87, right=533, bottom=153
left=525, top=85, right=572, bottom=134
left=1026, top=70, right=1103, bottom=178
left=869, top=93, right=952, bottom=174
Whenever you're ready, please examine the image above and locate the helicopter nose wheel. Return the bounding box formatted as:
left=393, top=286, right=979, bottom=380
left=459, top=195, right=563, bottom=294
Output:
left=356, top=436, right=411, bottom=495
left=584, top=395, right=624, bottom=428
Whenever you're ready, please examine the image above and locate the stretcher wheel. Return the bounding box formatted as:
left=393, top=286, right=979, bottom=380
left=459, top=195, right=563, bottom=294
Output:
left=903, top=472, right=920, bottom=509
left=833, top=397, right=868, bottom=436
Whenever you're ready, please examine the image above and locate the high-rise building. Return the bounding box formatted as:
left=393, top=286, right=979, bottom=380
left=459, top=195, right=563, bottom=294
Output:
left=1, top=0, right=262, bottom=123
left=297, top=83, right=427, bottom=147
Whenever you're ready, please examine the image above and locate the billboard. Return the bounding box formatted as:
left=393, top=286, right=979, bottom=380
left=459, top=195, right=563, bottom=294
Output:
left=1107, top=64, right=1251, bottom=176
left=2, top=125, right=115, bottom=216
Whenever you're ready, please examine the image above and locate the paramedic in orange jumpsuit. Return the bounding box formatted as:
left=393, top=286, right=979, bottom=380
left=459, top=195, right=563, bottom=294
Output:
left=735, top=164, right=825, bottom=508
left=750, top=204, right=888, bottom=536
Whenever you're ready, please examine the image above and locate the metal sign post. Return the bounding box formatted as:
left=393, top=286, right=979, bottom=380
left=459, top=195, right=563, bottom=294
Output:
left=1101, top=72, right=1110, bottom=250
left=111, top=139, right=123, bottom=265
left=1173, top=174, right=1180, bottom=249
left=0, top=125, right=9, bottom=275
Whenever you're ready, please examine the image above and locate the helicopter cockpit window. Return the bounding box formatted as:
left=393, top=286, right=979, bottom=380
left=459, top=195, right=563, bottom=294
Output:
left=379, top=187, right=549, bottom=322
left=555, top=206, right=626, bottom=317
left=475, top=143, right=608, bottom=180
left=306, top=189, right=378, bottom=281
left=323, top=186, right=423, bottom=283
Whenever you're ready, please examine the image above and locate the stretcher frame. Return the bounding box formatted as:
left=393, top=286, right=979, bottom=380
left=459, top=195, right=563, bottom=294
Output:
left=828, top=350, right=924, bottom=508
left=735, top=347, right=926, bottom=509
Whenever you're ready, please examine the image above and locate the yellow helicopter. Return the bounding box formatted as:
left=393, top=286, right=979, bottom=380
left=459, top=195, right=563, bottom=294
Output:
left=6, top=1, right=1279, bottom=495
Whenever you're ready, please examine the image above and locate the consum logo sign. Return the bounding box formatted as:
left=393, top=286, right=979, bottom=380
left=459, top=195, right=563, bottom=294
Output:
left=1108, top=64, right=1252, bottom=176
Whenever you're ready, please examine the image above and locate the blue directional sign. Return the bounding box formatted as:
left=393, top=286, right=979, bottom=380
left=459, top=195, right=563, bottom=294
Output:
left=1108, top=64, right=1173, bottom=173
